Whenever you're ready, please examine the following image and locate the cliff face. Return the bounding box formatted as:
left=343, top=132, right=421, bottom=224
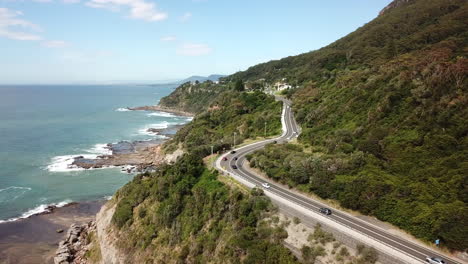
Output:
left=379, top=0, right=413, bottom=16
left=57, top=0, right=467, bottom=261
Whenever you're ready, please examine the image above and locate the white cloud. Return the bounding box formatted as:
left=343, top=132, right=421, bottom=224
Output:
left=177, top=43, right=212, bottom=56
left=0, top=8, right=42, bottom=41
left=42, top=40, right=68, bottom=48
left=86, top=0, right=168, bottom=22
left=161, top=35, right=176, bottom=41
left=62, top=0, right=81, bottom=3
left=179, top=12, right=191, bottom=22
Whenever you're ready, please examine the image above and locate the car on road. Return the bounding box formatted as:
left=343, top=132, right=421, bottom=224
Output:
left=234, top=157, right=238, bottom=160
left=231, top=165, right=238, bottom=169
left=262, top=182, right=270, bottom=189
left=426, top=257, right=446, bottom=264
left=319, top=208, right=332, bottom=215
left=222, top=157, right=228, bottom=161
left=230, top=150, right=236, bottom=154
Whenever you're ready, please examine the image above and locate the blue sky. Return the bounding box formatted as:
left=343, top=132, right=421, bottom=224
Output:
left=0, top=0, right=393, bottom=84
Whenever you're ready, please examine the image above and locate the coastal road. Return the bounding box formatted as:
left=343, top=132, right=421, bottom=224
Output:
left=215, top=97, right=463, bottom=264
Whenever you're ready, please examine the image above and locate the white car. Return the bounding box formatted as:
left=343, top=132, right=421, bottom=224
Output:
left=426, top=257, right=446, bottom=264
left=262, top=182, right=270, bottom=189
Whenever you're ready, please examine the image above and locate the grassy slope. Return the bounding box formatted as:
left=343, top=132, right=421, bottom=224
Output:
left=243, top=0, right=467, bottom=251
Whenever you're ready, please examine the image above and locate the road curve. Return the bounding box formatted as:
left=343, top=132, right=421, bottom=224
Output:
left=215, top=97, right=462, bottom=264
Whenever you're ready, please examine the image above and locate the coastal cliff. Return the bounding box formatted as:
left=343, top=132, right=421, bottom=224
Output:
left=58, top=154, right=299, bottom=264
left=54, top=0, right=467, bottom=262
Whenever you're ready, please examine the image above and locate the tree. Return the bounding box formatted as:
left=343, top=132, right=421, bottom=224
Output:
left=234, top=79, right=245, bottom=91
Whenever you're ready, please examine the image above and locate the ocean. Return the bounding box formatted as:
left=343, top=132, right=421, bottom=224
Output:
left=0, top=84, right=190, bottom=222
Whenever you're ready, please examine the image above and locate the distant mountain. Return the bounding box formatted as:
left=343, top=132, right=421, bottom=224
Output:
left=178, top=74, right=226, bottom=84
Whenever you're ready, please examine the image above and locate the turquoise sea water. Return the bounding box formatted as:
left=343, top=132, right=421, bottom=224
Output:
left=0, top=84, right=189, bottom=221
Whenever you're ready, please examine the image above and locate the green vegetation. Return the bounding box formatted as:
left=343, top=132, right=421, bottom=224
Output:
left=301, top=245, right=326, bottom=264
left=158, top=81, right=226, bottom=114
left=83, top=231, right=102, bottom=263
left=111, top=154, right=299, bottom=263
left=108, top=1, right=467, bottom=262
left=245, top=0, right=467, bottom=251
left=356, top=244, right=379, bottom=264
left=308, top=224, right=335, bottom=245
left=164, top=90, right=282, bottom=155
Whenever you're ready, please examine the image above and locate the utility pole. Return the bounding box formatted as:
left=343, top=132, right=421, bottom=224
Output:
left=264, top=121, right=267, bottom=138
left=211, top=145, right=214, bottom=156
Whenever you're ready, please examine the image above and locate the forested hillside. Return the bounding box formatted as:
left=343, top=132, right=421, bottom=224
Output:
left=110, top=154, right=298, bottom=263
left=103, top=90, right=291, bottom=263
left=105, top=0, right=467, bottom=259
left=159, top=81, right=227, bottom=113
left=243, top=0, right=467, bottom=251
left=163, top=90, right=282, bottom=155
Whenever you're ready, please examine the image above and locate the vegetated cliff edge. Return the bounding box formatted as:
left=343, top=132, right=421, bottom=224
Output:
left=67, top=90, right=293, bottom=264
left=65, top=0, right=466, bottom=262
left=237, top=0, right=467, bottom=252
left=148, top=0, right=468, bottom=253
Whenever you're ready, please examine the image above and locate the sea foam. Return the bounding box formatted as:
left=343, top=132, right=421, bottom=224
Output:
left=147, top=112, right=175, bottom=118
left=47, top=144, right=112, bottom=172
left=0, top=186, right=32, bottom=203
left=0, top=199, right=72, bottom=223
left=86, top=143, right=112, bottom=156
left=116, top=108, right=131, bottom=112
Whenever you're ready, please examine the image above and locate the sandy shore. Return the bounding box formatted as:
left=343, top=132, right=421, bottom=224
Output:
left=0, top=201, right=104, bottom=264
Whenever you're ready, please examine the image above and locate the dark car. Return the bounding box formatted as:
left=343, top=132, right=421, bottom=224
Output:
left=231, top=165, right=238, bottom=169
left=234, top=157, right=238, bottom=160
left=222, top=157, right=228, bottom=161
left=230, top=150, right=236, bottom=154
left=319, top=208, right=332, bottom=215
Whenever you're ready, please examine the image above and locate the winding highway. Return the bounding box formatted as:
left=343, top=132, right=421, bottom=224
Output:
left=215, top=97, right=463, bottom=264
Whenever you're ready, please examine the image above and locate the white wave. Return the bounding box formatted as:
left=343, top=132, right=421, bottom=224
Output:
left=0, top=199, right=72, bottom=223
left=138, top=129, right=169, bottom=139
left=116, top=108, right=131, bottom=112
left=147, top=112, right=175, bottom=118
left=0, top=186, right=32, bottom=203
left=47, top=155, right=86, bottom=172
left=46, top=155, right=120, bottom=172
left=119, top=165, right=138, bottom=174
left=47, top=143, right=114, bottom=172
left=86, top=143, right=112, bottom=156
left=0, top=186, right=31, bottom=193
left=47, top=154, right=98, bottom=172
left=138, top=128, right=158, bottom=136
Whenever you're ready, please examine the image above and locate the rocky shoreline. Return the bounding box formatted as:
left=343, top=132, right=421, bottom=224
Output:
left=71, top=140, right=165, bottom=173
left=69, top=124, right=185, bottom=173
left=54, top=222, right=96, bottom=264
left=127, top=105, right=194, bottom=117
left=0, top=201, right=104, bottom=264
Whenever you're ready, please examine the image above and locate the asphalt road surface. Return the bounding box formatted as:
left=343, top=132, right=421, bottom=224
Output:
left=216, top=97, right=462, bottom=264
